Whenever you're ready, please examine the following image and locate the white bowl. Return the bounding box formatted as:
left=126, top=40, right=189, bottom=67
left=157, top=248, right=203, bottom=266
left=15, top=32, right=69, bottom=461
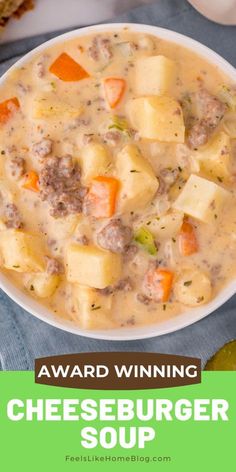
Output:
left=0, top=23, right=236, bottom=341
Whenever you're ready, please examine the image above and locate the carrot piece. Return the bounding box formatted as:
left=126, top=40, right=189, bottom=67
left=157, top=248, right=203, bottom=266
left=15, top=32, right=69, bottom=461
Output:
left=0, top=97, right=20, bottom=124
left=22, top=171, right=39, bottom=192
left=144, top=267, right=174, bottom=303
left=49, top=52, right=90, bottom=81
left=179, top=221, right=198, bottom=256
left=104, top=78, right=126, bottom=108
left=84, top=176, right=119, bottom=218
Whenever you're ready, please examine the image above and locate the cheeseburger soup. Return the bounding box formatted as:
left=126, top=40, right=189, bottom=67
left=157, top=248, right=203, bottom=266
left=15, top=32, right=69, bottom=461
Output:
left=0, top=29, right=236, bottom=330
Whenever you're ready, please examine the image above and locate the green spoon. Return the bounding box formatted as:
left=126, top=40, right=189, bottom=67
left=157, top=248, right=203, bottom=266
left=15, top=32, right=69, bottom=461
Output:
left=205, top=340, right=236, bottom=371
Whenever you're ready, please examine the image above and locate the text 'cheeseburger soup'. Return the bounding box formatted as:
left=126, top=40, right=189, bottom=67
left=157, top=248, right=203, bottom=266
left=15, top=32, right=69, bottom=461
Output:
left=0, top=29, right=236, bottom=330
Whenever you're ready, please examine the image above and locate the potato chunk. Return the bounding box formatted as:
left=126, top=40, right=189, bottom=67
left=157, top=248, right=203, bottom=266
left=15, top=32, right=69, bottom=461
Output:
left=195, top=132, right=231, bottom=180
left=116, top=144, right=159, bottom=213
left=174, top=268, right=212, bottom=306
left=46, top=214, right=80, bottom=240
left=25, top=272, right=60, bottom=298
left=173, top=174, right=230, bottom=223
left=127, top=96, right=185, bottom=142
left=142, top=210, right=184, bottom=240
left=73, top=285, right=114, bottom=329
left=135, top=55, right=176, bottom=96
left=80, top=143, right=111, bottom=185
left=0, top=230, right=45, bottom=272
left=66, top=244, right=122, bottom=289
left=33, top=94, right=83, bottom=119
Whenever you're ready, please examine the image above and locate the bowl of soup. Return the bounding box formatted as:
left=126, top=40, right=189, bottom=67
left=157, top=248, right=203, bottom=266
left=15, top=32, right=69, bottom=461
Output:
left=0, top=23, right=235, bottom=340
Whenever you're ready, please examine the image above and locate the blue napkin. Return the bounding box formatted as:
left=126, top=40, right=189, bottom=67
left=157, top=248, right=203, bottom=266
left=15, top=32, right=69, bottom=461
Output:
left=0, top=0, right=236, bottom=370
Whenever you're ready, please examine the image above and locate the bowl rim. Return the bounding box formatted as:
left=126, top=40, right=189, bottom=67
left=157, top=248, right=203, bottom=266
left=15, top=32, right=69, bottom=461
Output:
left=0, top=22, right=236, bottom=341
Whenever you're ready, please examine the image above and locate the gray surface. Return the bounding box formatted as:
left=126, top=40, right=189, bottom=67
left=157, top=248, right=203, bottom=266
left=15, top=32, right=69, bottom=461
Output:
left=0, top=0, right=236, bottom=370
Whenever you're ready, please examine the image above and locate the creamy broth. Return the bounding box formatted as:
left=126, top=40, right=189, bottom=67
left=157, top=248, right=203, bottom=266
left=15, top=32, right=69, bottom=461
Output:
left=0, top=29, right=236, bottom=330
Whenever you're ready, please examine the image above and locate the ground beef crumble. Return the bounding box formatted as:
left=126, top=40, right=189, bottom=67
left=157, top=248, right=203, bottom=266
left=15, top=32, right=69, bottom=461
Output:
left=136, top=293, right=152, bottom=305
left=124, top=244, right=138, bottom=261
left=197, top=88, right=226, bottom=128
left=98, top=276, right=134, bottom=296
left=45, top=256, right=64, bottom=275
left=102, top=130, right=122, bottom=146
left=8, top=156, right=25, bottom=180
left=187, top=122, right=209, bottom=149
left=88, top=36, right=113, bottom=61
left=39, top=155, right=86, bottom=218
left=4, top=203, right=23, bottom=229
left=32, top=138, right=53, bottom=159
left=97, top=219, right=132, bottom=254
left=187, top=89, right=226, bottom=149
